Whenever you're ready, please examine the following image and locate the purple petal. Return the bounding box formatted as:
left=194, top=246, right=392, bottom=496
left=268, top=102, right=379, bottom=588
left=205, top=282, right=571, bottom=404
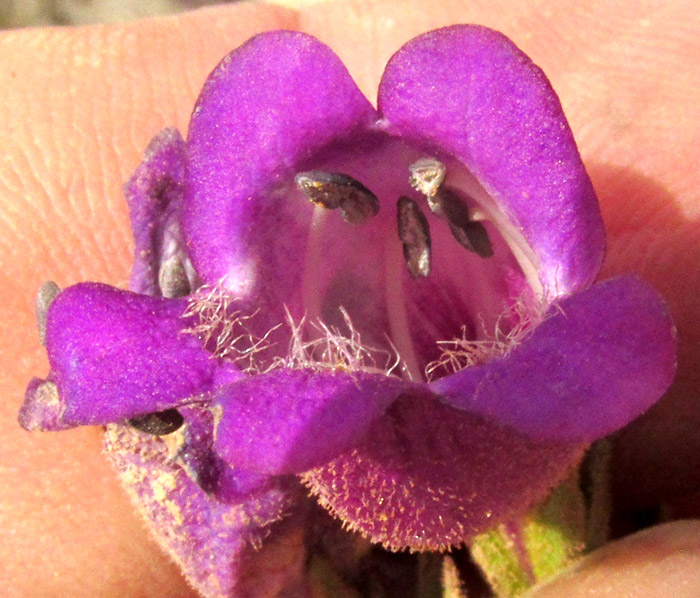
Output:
left=176, top=404, right=273, bottom=501
left=183, top=30, right=377, bottom=294
left=214, top=368, right=413, bottom=475
left=431, top=276, right=677, bottom=442
left=43, top=282, right=240, bottom=425
left=125, top=127, right=198, bottom=297
left=378, top=25, right=605, bottom=297
left=104, top=423, right=309, bottom=598
left=303, top=393, right=585, bottom=551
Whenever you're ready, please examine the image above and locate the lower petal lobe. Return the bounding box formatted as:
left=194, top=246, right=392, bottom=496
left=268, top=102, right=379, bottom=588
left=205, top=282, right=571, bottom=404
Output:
left=43, top=282, right=239, bottom=426
left=214, top=368, right=413, bottom=475
left=304, top=393, right=584, bottom=551
left=432, top=276, right=677, bottom=442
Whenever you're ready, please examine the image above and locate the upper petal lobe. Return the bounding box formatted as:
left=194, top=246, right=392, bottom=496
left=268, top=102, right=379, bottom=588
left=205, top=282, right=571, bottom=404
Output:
left=378, top=25, right=605, bottom=297
left=183, top=30, right=378, bottom=295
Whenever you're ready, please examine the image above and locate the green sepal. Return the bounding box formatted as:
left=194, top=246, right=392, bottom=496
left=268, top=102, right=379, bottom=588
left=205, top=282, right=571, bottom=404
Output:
left=524, top=471, right=586, bottom=580
left=470, top=524, right=533, bottom=597
left=470, top=468, right=587, bottom=596
left=441, top=555, right=467, bottom=598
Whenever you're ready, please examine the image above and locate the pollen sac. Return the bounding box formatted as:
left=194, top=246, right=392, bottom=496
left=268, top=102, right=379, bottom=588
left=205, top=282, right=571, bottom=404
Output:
left=295, top=170, right=379, bottom=224
left=35, top=281, right=61, bottom=346
left=34, top=280, right=61, bottom=347
left=408, top=157, right=446, bottom=198
left=128, top=408, right=185, bottom=436
left=435, top=189, right=494, bottom=258
left=397, top=196, right=431, bottom=278
left=158, top=255, right=191, bottom=298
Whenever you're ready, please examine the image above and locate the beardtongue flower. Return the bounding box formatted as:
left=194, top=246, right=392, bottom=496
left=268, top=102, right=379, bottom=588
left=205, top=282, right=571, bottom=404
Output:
left=20, top=25, right=676, bottom=597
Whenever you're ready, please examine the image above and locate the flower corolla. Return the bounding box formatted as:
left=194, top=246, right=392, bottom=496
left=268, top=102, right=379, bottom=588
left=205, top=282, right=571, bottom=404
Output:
left=20, top=26, right=676, bottom=598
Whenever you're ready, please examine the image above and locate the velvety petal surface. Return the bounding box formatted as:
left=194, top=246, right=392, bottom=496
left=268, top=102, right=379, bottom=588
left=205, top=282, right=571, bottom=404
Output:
left=44, top=282, right=240, bottom=425
left=162, top=404, right=272, bottom=502
left=378, top=25, right=605, bottom=297
left=214, top=368, right=414, bottom=475
left=104, top=423, right=309, bottom=598
left=125, top=127, right=197, bottom=296
left=303, top=393, right=585, bottom=552
left=431, top=276, right=677, bottom=442
left=183, top=30, right=377, bottom=294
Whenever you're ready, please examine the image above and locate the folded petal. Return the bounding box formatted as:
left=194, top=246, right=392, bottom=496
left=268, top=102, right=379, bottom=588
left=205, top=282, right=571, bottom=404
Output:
left=125, top=127, right=198, bottom=297
left=176, top=404, right=273, bottom=501
left=183, top=30, right=377, bottom=295
left=104, top=423, right=308, bottom=598
left=431, top=276, right=677, bottom=442
left=214, top=368, right=413, bottom=475
left=44, top=282, right=240, bottom=425
left=378, top=25, right=605, bottom=297
left=303, top=394, right=585, bottom=551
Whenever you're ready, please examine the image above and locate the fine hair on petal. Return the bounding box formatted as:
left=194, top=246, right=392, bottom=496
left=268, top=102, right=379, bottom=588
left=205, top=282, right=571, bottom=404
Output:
left=182, top=280, right=403, bottom=377
left=272, top=307, right=403, bottom=377
left=425, top=293, right=553, bottom=381
left=181, top=280, right=280, bottom=373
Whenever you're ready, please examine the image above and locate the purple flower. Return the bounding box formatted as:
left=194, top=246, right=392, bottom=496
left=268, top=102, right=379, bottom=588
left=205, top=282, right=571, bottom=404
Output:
left=20, top=26, right=676, bottom=597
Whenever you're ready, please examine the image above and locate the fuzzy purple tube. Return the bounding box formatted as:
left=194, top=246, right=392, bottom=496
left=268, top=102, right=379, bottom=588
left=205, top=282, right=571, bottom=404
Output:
left=20, top=26, right=676, bottom=598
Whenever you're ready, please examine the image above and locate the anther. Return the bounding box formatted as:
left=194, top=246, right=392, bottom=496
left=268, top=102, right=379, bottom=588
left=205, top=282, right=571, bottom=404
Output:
left=35, top=281, right=61, bottom=346
left=408, top=158, right=446, bottom=199
left=128, top=408, right=185, bottom=436
left=397, top=196, right=431, bottom=277
left=295, top=171, right=380, bottom=224
left=18, top=380, right=62, bottom=432
left=435, top=189, right=494, bottom=258
left=158, top=255, right=191, bottom=298
left=36, top=380, right=59, bottom=405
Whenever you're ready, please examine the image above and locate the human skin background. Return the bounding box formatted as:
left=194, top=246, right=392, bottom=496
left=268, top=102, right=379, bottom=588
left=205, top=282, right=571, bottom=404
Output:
left=0, top=1, right=699, bottom=596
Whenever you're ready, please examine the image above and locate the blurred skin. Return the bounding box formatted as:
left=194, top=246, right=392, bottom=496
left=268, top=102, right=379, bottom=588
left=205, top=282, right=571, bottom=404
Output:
left=0, top=1, right=698, bottom=596
left=526, top=520, right=700, bottom=598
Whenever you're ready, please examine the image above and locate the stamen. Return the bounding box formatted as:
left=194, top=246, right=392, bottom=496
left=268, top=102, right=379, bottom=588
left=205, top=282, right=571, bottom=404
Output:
left=36, top=380, right=60, bottom=405
left=274, top=307, right=402, bottom=376
left=35, top=281, right=61, bottom=346
left=295, top=171, right=379, bottom=224
left=397, top=196, right=431, bottom=278
left=158, top=255, right=191, bottom=298
left=19, top=380, right=63, bottom=432
left=408, top=157, right=446, bottom=199
left=128, top=408, right=184, bottom=436
left=407, top=159, right=493, bottom=259
left=435, top=189, right=494, bottom=258
left=182, top=282, right=279, bottom=371
left=425, top=295, right=545, bottom=380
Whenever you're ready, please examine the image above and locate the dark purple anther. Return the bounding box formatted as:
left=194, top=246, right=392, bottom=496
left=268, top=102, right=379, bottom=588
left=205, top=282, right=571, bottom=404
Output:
left=158, top=255, right=191, bottom=298
left=295, top=170, right=380, bottom=224
left=397, top=196, right=432, bottom=278
left=435, top=188, right=494, bottom=258
left=128, top=408, right=185, bottom=435
left=35, top=280, right=60, bottom=346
